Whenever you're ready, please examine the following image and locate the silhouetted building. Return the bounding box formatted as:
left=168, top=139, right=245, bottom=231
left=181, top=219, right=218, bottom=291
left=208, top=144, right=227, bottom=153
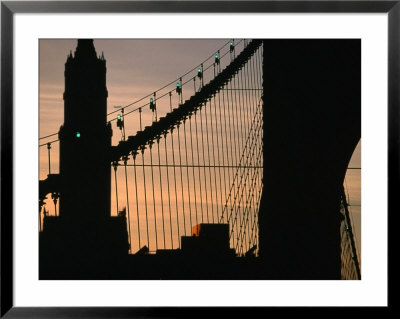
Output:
left=181, top=223, right=235, bottom=257
left=40, top=40, right=129, bottom=278
left=60, top=39, right=110, bottom=221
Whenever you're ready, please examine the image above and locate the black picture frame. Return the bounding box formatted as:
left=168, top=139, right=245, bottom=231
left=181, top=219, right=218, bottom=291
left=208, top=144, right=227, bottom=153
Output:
left=1, top=1, right=393, bottom=317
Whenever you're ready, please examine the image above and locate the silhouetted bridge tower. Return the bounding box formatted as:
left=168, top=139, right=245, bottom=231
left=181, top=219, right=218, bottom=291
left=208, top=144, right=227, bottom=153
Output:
left=39, top=39, right=360, bottom=280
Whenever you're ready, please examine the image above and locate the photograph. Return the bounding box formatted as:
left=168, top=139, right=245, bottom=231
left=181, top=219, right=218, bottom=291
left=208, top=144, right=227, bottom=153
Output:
left=2, top=0, right=394, bottom=315
left=38, top=38, right=361, bottom=280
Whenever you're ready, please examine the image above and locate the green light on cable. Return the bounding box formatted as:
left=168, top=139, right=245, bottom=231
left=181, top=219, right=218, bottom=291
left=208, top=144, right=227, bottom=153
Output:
left=76, top=132, right=81, bottom=138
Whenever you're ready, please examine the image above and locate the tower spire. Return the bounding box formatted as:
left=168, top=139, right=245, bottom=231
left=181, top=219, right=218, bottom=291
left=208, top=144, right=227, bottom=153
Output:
left=74, top=39, right=97, bottom=60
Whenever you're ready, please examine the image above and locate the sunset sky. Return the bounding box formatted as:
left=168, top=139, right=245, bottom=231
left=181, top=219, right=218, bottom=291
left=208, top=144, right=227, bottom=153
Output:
left=39, top=39, right=361, bottom=260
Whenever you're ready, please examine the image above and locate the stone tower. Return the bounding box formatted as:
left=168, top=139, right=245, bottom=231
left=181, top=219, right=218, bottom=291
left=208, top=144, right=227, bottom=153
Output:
left=59, top=39, right=111, bottom=221
left=40, top=40, right=128, bottom=278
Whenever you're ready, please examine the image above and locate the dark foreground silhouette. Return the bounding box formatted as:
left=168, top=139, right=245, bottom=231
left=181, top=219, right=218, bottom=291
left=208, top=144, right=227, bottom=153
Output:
left=39, top=39, right=360, bottom=280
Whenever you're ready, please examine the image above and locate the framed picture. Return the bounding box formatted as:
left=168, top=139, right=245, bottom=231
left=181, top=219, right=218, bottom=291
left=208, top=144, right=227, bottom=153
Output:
left=1, top=0, right=393, bottom=316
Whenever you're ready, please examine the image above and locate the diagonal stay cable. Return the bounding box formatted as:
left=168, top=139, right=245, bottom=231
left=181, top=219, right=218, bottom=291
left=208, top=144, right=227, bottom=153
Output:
left=219, top=99, right=263, bottom=223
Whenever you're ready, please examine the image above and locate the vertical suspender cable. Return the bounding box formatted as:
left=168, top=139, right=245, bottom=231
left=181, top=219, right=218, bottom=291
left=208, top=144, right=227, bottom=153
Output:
left=232, top=73, right=243, bottom=244
left=157, top=138, right=166, bottom=249
left=164, top=135, right=174, bottom=248
left=246, top=54, right=256, bottom=250
left=149, top=143, right=158, bottom=250
left=230, top=74, right=239, bottom=172
left=234, top=62, right=244, bottom=161
left=239, top=67, right=250, bottom=250
left=170, top=91, right=182, bottom=242
left=189, top=115, right=199, bottom=227
left=246, top=59, right=256, bottom=252
left=204, top=98, right=215, bottom=223
left=243, top=53, right=252, bottom=146
left=250, top=49, right=258, bottom=127
left=255, top=103, right=263, bottom=249
left=242, top=56, right=251, bottom=250
left=255, top=49, right=263, bottom=252
left=226, top=80, right=237, bottom=247
left=225, top=80, right=234, bottom=225
left=170, top=129, right=181, bottom=246
left=133, top=154, right=141, bottom=251
left=213, top=94, right=223, bottom=223
left=245, top=123, right=254, bottom=251
left=141, top=147, right=150, bottom=250
left=241, top=57, right=250, bottom=162
left=236, top=84, right=247, bottom=252
left=177, top=124, right=187, bottom=235
left=220, top=81, right=229, bottom=224
left=254, top=115, right=263, bottom=252
left=227, top=80, right=240, bottom=248
left=250, top=106, right=260, bottom=245
left=249, top=54, right=259, bottom=250
left=123, top=156, right=132, bottom=253
left=199, top=103, right=209, bottom=223
left=194, top=111, right=204, bottom=223
left=183, top=120, right=193, bottom=231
